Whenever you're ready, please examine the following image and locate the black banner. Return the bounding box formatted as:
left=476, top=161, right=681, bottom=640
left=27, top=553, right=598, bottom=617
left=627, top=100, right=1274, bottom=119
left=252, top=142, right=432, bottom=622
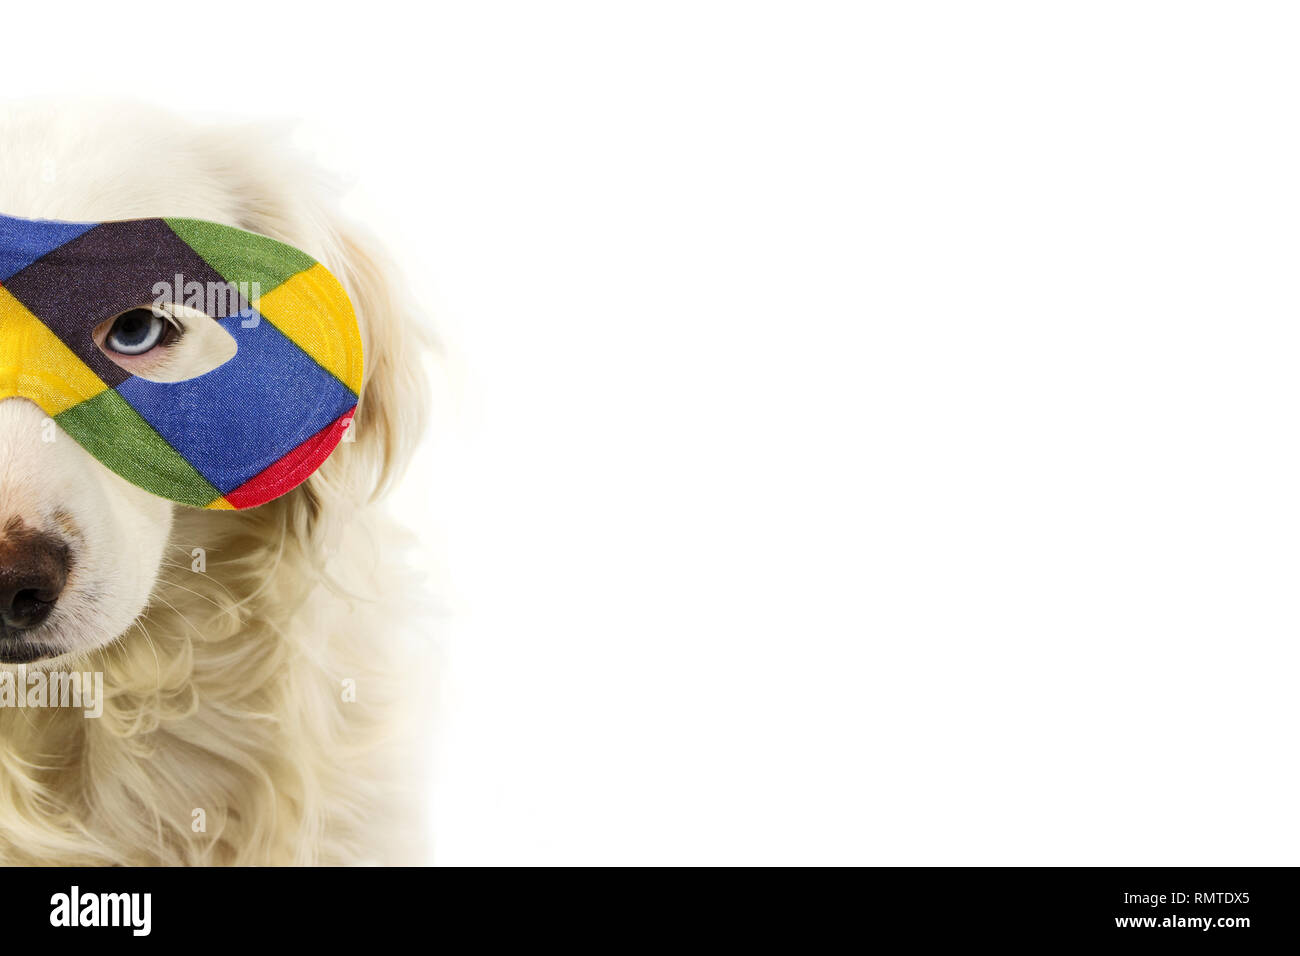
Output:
left=0, top=866, right=1291, bottom=943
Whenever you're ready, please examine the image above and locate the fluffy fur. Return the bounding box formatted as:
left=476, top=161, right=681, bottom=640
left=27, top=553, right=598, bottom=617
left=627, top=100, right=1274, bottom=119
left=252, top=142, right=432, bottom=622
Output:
left=0, top=103, right=434, bottom=865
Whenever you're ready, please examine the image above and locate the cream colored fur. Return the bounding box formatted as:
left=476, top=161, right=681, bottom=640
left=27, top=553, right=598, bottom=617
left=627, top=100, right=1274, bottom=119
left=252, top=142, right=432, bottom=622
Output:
left=0, top=103, right=433, bottom=865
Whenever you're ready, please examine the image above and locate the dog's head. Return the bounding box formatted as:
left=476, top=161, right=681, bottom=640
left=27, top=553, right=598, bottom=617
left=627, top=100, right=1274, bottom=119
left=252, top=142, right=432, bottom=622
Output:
left=0, top=102, right=428, bottom=666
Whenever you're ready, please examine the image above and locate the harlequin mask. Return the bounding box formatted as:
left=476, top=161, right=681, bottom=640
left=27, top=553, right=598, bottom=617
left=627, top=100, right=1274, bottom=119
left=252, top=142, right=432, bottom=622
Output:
left=0, top=213, right=363, bottom=509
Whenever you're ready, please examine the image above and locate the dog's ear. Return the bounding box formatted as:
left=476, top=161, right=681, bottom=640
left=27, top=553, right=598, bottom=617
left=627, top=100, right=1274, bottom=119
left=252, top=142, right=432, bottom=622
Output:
left=293, top=221, right=433, bottom=550
left=322, top=226, right=432, bottom=496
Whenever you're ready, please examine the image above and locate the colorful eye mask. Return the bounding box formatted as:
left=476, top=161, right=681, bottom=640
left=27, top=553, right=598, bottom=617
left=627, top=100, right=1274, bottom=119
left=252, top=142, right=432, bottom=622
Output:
left=0, top=213, right=362, bottom=509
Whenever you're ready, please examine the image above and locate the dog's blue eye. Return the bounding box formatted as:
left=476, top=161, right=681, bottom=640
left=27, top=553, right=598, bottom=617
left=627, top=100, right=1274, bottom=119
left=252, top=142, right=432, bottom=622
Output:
left=105, top=309, right=168, bottom=355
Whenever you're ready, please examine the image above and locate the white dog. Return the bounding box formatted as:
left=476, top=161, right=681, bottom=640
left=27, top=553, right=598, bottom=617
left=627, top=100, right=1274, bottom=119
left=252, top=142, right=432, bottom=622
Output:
left=0, top=102, right=433, bottom=865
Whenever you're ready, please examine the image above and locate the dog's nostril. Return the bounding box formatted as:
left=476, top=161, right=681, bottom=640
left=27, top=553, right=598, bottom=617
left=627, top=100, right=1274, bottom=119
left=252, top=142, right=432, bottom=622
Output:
left=0, top=527, right=70, bottom=630
left=12, top=589, right=57, bottom=625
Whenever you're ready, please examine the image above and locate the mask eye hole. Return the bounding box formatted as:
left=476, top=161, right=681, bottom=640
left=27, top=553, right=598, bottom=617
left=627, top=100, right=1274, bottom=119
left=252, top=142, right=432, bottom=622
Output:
left=93, top=304, right=237, bottom=383
left=103, top=308, right=173, bottom=355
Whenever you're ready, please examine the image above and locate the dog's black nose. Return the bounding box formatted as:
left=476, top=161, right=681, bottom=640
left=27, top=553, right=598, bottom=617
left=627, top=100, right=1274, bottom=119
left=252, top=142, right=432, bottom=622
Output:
left=0, top=525, right=69, bottom=630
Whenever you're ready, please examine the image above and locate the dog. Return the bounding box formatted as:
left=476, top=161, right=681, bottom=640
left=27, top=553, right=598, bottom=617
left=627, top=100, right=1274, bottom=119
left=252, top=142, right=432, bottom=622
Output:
left=0, top=102, right=433, bottom=865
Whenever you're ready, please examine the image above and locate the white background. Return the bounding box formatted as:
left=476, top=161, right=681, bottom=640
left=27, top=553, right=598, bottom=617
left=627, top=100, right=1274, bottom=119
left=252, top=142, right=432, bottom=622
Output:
left=6, top=2, right=1300, bottom=865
